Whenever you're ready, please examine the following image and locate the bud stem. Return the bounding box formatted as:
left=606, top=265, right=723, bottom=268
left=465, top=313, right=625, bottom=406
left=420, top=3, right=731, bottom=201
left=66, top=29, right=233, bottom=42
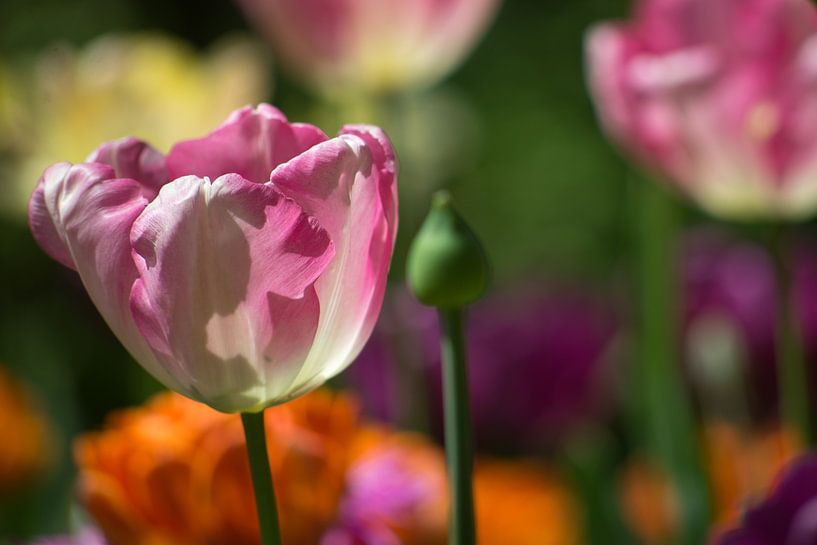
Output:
left=770, top=224, right=813, bottom=445
left=241, top=410, right=283, bottom=545
left=439, top=308, right=476, bottom=545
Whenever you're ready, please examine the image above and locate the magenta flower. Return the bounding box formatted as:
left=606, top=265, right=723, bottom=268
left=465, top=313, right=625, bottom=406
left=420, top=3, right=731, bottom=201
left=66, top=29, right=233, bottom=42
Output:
left=586, top=0, right=817, bottom=219
left=682, top=229, right=817, bottom=417
left=235, top=0, right=501, bottom=94
left=716, top=455, right=817, bottom=545
left=440, top=290, right=618, bottom=449
left=28, top=104, right=398, bottom=413
left=320, top=524, right=399, bottom=545
left=322, top=440, right=446, bottom=545
left=350, top=288, right=619, bottom=450
left=24, top=528, right=107, bottom=545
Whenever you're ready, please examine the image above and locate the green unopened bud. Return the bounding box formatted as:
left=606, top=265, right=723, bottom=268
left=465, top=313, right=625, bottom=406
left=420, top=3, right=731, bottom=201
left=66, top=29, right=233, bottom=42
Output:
left=406, top=191, right=489, bottom=309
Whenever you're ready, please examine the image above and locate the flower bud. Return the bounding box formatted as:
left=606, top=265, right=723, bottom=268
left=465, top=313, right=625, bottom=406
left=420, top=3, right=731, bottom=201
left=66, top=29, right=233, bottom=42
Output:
left=407, top=191, right=489, bottom=309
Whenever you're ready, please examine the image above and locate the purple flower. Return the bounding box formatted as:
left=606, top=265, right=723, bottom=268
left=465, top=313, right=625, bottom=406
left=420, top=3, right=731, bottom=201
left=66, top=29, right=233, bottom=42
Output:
left=351, top=287, right=619, bottom=451
left=716, top=455, right=817, bottom=545
left=461, top=290, right=618, bottom=449
left=682, top=229, right=817, bottom=417
left=348, top=290, right=438, bottom=424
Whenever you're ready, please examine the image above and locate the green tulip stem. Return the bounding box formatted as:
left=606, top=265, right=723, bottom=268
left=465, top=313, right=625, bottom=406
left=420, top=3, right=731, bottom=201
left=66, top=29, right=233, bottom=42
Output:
left=241, top=411, right=283, bottom=545
left=634, top=178, right=710, bottom=545
left=770, top=225, right=812, bottom=445
left=439, top=308, right=476, bottom=545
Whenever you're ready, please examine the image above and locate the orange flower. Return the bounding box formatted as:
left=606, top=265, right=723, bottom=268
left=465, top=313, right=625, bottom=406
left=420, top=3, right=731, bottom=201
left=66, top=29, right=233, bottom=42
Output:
left=76, top=390, right=358, bottom=545
left=619, top=423, right=800, bottom=544
left=0, top=366, right=51, bottom=496
left=475, top=461, right=582, bottom=545
left=703, top=423, right=800, bottom=532
left=619, top=458, right=680, bottom=545
left=76, top=389, right=582, bottom=545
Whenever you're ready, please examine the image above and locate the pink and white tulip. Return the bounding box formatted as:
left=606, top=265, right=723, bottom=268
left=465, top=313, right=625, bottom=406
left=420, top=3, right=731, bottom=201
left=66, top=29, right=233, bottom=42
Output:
left=236, top=0, right=501, bottom=94
left=29, top=104, right=398, bottom=413
left=586, top=0, right=817, bottom=220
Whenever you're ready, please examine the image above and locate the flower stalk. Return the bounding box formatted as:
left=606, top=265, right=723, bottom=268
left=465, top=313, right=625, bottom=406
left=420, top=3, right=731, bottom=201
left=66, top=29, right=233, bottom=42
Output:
left=770, top=225, right=813, bottom=445
left=407, top=191, right=489, bottom=545
left=440, top=308, right=476, bottom=545
left=241, top=411, right=283, bottom=545
left=633, top=177, right=710, bottom=545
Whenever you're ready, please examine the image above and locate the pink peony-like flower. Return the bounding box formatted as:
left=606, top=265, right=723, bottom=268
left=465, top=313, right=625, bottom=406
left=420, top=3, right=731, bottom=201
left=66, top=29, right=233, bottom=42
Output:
left=235, top=0, right=501, bottom=94
left=321, top=431, right=448, bottom=545
left=586, top=0, right=817, bottom=220
left=28, top=104, right=398, bottom=413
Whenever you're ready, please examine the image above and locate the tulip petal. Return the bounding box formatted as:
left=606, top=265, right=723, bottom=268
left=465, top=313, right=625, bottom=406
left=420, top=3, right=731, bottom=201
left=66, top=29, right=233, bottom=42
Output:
left=268, top=125, right=397, bottom=395
left=585, top=23, right=694, bottom=186
left=87, top=137, right=168, bottom=195
left=30, top=139, right=167, bottom=271
left=27, top=162, right=181, bottom=391
left=236, top=0, right=500, bottom=92
left=29, top=163, right=76, bottom=270
left=165, top=104, right=329, bottom=184
left=129, top=174, right=335, bottom=412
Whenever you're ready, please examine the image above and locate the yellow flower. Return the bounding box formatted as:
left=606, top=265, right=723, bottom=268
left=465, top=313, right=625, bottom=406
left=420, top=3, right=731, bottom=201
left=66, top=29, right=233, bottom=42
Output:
left=2, top=33, right=269, bottom=216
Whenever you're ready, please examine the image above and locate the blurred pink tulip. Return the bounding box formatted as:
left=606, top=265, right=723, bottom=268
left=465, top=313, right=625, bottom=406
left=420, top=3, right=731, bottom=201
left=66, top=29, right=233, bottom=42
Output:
left=236, top=0, right=501, bottom=94
left=586, top=0, right=817, bottom=220
left=28, top=104, right=398, bottom=413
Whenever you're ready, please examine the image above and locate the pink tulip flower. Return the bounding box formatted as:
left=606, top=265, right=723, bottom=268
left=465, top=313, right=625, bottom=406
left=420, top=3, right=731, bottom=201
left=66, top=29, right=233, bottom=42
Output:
left=586, top=0, right=817, bottom=220
left=28, top=104, right=398, bottom=413
left=236, top=0, right=501, bottom=94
